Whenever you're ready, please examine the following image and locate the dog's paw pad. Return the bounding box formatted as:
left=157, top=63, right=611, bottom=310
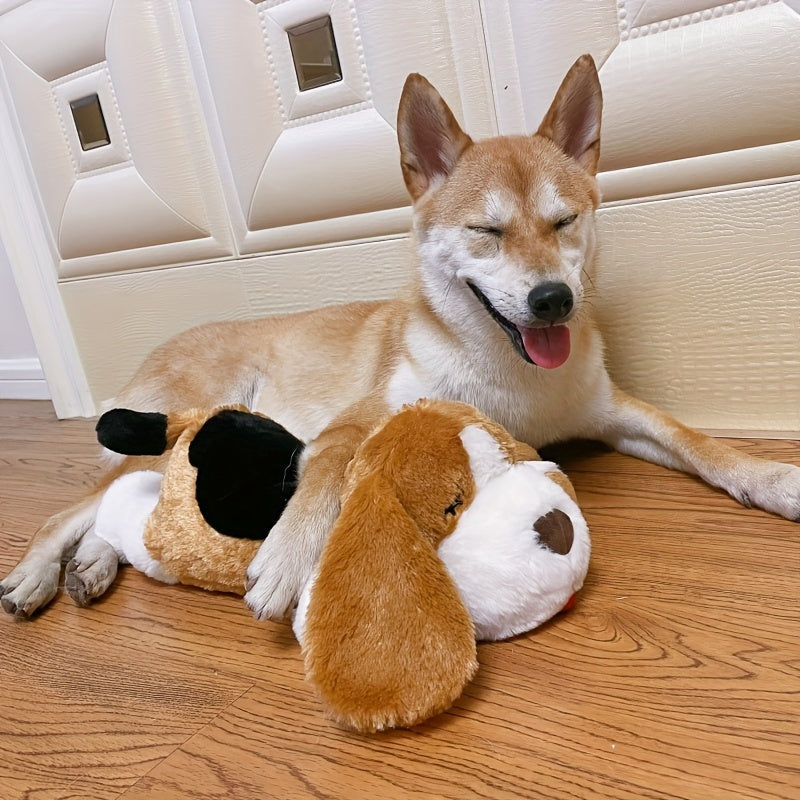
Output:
left=64, top=553, right=118, bottom=607
left=244, top=571, right=298, bottom=622
left=0, top=564, right=60, bottom=617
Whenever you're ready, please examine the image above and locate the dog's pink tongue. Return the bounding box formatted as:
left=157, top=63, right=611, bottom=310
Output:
left=520, top=325, right=571, bottom=369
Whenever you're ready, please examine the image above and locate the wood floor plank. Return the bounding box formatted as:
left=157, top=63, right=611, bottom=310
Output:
left=0, top=402, right=101, bottom=564
left=0, top=596, right=253, bottom=800
left=0, top=402, right=253, bottom=799
left=115, top=591, right=800, bottom=800
left=1, top=400, right=799, bottom=800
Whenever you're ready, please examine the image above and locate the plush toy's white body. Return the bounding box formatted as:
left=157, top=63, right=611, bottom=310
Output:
left=95, top=470, right=177, bottom=584
left=294, top=425, right=590, bottom=644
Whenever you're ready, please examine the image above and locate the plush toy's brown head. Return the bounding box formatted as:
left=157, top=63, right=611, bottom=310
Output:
left=300, top=399, right=558, bottom=733
left=341, top=401, right=479, bottom=546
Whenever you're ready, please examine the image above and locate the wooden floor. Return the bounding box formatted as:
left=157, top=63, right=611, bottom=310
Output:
left=1, top=399, right=798, bottom=800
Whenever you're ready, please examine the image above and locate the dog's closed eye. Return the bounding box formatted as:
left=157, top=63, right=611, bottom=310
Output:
left=467, top=225, right=503, bottom=238
left=554, top=214, right=577, bottom=231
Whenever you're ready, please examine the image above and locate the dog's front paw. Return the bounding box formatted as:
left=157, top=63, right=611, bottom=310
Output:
left=770, top=463, right=800, bottom=522
left=743, top=462, right=800, bottom=522
left=244, top=518, right=313, bottom=622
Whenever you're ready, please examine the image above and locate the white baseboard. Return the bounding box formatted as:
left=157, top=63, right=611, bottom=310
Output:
left=0, top=357, right=50, bottom=400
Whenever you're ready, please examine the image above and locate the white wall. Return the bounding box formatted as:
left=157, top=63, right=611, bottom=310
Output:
left=0, top=239, right=50, bottom=399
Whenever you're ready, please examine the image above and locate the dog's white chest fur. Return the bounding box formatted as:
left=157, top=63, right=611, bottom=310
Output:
left=385, top=358, right=430, bottom=414
left=386, top=314, right=611, bottom=449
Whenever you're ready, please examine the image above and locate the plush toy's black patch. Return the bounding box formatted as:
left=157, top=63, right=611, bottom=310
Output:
left=189, top=410, right=305, bottom=540
left=96, top=409, right=168, bottom=456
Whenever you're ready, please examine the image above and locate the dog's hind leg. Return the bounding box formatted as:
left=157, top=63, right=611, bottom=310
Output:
left=0, top=492, right=103, bottom=617
left=64, top=529, right=119, bottom=607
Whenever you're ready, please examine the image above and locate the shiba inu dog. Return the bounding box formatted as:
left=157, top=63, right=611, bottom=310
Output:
left=2, top=55, right=798, bottom=620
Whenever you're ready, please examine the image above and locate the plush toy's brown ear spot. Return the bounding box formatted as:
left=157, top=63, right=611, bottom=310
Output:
left=546, top=468, right=578, bottom=503
left=534, top=509, right=574, bottom=555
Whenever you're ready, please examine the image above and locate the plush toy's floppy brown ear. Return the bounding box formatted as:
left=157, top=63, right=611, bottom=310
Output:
left=302, top=470, right=477, bottom=733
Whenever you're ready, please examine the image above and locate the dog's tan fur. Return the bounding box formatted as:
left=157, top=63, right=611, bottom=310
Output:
left=2, top=55, right=798, bottom=619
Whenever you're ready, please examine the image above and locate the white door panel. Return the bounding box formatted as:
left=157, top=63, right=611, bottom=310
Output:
left=596, top=181, right=800, bottom=435
left=600, top=2, right=800, bottom=171
left=0, top=0, right=233, bottom=280
left=245, top=109, right=406, bottom=234
left=188, top=0, right=494, bottom=254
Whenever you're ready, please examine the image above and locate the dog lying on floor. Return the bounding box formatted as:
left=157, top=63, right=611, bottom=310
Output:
left=2, top=54, right=798, bottom=619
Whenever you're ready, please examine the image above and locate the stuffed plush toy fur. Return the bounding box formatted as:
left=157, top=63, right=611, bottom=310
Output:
left=94, top=399, right=590, bottom=733
left=95, top=406, right=303, bottom=592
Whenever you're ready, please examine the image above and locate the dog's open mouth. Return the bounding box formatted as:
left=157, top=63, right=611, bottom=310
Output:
left=467, top=282, right=571, bottom=369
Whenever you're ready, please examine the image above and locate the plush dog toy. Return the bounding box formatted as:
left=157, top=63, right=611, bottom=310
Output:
left=94, top=400, right=590, bottom=733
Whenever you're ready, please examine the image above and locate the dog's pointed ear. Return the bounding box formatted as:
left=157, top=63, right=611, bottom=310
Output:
left=397, top=73, right=473, bottom=202
left=302, top=470, right=477, bottom=733
left=536, top=54, right=603, bottom=175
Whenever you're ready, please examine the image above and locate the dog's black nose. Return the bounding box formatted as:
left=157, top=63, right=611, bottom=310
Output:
left=528, top=282, right=574, bottom=323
